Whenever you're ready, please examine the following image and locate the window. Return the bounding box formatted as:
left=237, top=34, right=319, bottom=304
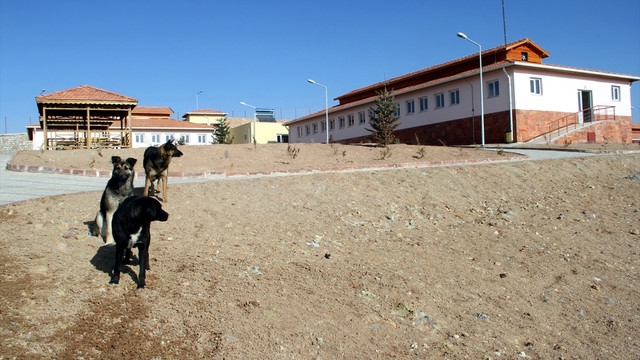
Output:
left=347, top=114, right=355, bottom=126
left=449, top=89, right=460, bottom=105
left=197, top=134, right=207, bottom=143
left=151, top=134, right=160, bottom=143
left=358, top=111, right=366, bottom=124
left=521, top=52, right=528, bottom=61
left=305, top=124, right=310, bottom=135
left=530, top=77, right=542, bottom=95
left=329, top=118, right=335, bottom=130
left=339, top=116, right=345, bottom=128
left=180, top=135, right=190, bottom=144
left=435, top=93, right=445, bottom=108
left=313, top=122, right=318, bottom=133
left=406, top=100, right=415, bottom=115
left=135, top=134, right=145, bottom=143
left=165, top=134, right=174, bottom=142
left=394, top=104, right=400, bottom=117
left=321, top=121, right=326, bottom=132
left=612, top=86, right=620, bottom=101
left=488, top=80, right=500, bottom=98
left=297, top=126, right=303, bottom=137
left=419, top=97, right=428, bottom=112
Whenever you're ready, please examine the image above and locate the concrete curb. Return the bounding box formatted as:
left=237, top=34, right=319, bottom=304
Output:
left=5, top=154, right=528, bottom=180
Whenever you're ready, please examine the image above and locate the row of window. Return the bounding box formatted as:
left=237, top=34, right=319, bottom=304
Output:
left=296, top=78, right=621, bottom=137
left=134, top=134, right=209, bottom=144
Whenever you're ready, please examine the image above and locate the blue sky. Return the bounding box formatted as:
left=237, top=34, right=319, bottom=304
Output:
left=1, top=0, right=639, bottom=134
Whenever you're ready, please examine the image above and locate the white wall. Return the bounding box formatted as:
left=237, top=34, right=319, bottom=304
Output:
left=290, top=64, right=635, bottom=143
left=291, top=68, right=512, bottom=143
left=29, top=129, right=214, bottom=150
left=512, top=68, right=633, bottom=116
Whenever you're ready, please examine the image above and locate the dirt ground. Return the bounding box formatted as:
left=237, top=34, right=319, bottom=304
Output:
left=1, top=143, right=639, bottom=359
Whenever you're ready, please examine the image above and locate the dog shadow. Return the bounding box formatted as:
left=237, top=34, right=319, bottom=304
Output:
left=90, top=243, right=142, bottom=285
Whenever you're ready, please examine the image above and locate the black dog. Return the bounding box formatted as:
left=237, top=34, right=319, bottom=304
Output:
left=143, top=139, right=183, bottom=202
left=94, top=156, right=137, bottom=244
left=110, top=196, right=169, bottom=288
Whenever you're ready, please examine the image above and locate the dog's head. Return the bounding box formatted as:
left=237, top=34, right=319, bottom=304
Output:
left=111, top=156, right=137, bottom=179
left=161, top=139, right=183, bottom=158
left=130, top=196, right=169, bottom=223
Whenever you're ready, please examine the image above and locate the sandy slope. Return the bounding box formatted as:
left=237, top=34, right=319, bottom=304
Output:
left=1, top=143, right=639, bottom=359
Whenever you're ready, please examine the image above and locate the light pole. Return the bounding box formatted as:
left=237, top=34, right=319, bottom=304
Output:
left=240, top=101, right=257, bottom=144
left=457, top=32, right=485, bottom=147
left=307, top=79, right=329, bottom=144
left=196, top=90, right=204, bottom=110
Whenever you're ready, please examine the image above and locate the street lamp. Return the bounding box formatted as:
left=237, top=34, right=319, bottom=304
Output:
left=457, top=32, right=485, bottom=147
left=240, top=101, right=257, bottom=144
left=307, top=79, right=329, bottom=144
left=196, top=90, right=204, bottom=110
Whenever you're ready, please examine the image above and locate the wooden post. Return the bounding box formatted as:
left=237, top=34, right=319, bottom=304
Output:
left=128, top=108, right=132, bottom=148
left=86, top=107, right=91, bottom=148
left=43, top=107, right=48, bottom=150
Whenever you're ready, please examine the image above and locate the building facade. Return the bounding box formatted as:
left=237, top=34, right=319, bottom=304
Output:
left=286, top=39, right=639, bottom=145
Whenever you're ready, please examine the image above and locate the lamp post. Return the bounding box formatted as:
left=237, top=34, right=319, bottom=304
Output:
left=240, top=101, right=257, bottom=144
left=307, top=79, right=329, bottom=144
left=457, top=32, right=485, bottom=147
left=196, top=90, right=204, bottom=110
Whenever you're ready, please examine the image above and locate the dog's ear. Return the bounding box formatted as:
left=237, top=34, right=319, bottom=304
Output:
left=111, top=156, right=122, bottom=164
left=126, top=158, right=137, bottom=167
left=129, top=198, right=143, bottom=220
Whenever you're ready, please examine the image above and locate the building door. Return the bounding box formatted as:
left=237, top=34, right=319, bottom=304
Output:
left=578, top=90, right=593, bottom=123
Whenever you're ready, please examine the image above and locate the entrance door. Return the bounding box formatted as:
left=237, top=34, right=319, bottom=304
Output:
left=578, top=90, right=593, bottom=123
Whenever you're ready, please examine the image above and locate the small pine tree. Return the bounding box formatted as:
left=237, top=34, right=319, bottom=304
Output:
left=215, top=117, right=233, bottom=144
left=366, top=85, right=400, bottom=147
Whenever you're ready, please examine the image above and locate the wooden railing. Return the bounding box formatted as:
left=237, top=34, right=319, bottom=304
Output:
left=46, top=130, right=131, bottom=150
left=546, top=105, right=616, bottom=139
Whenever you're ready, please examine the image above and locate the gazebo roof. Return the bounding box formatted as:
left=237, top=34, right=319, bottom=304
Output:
left=36, top=85, right=138, bottom=108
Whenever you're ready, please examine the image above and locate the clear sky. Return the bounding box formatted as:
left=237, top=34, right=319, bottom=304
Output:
left=1, top=0, right=639, bottom=134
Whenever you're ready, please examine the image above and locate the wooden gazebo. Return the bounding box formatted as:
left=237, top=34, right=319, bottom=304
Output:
left=35, top=85, right=138, bottom=150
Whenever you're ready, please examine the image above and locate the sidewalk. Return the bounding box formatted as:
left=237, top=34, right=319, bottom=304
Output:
left=0, top=148, right=602, bottom=207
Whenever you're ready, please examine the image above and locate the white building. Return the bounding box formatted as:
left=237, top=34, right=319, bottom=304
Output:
left=287, top=38, right=639, bottom=145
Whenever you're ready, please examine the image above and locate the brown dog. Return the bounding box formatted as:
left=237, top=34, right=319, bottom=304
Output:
left=143, top=139, right=183, bottom=202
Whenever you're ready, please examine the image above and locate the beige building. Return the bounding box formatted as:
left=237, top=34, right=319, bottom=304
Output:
left=183, top=109, right=227, bottom=126
left=229, top=120, right=289, bottom=144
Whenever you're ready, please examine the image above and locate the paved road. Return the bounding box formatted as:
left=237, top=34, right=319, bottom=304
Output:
left=0, top=149, right=601, bottom=206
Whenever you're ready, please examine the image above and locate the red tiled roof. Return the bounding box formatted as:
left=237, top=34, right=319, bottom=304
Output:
left=132, top=106, right=174, bottom=115
left=336, top=38, right=547, bottom=103
left=113, top=118, right=215, bottom=130
left=36, top=85, right=138, bottom=103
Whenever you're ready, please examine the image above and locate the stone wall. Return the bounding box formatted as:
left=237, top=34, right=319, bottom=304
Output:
left=0, top=134, right=32, bottom=155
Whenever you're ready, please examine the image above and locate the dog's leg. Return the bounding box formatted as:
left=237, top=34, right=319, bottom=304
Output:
left=94, top=211, right=104, bottom=239
left=110, top=244, right=125, bottom=284
left=137, top=229, right=151, bottom=288
left=162, top=175, right=168, bottom=202
left=105, top=211, right=115, bottom=244
left=143, top=176, right=150, bottom=196
left=137, top=244, right=148, bottom=288
left=123, top=248, right=133, bottom=265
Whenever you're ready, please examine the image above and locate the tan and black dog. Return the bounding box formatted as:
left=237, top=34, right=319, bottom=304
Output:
left=94, top=156, right=137, bottom=244
left=143, top=139, right=183, bottom=202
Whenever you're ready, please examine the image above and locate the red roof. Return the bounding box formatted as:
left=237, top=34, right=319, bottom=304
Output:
left=36, top=85, right=138, bottom=103
left=335, top=38, right=549, bottom=105
left=119, top=118, right=215, bottom=129
left=132, top=106, right=174, bottom=115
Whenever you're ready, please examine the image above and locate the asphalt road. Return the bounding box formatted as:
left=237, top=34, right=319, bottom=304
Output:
left=0, top=149, right=600, bottom=207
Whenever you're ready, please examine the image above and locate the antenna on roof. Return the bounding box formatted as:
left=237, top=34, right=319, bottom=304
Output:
left=502, top=0, right=507, bottom=46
